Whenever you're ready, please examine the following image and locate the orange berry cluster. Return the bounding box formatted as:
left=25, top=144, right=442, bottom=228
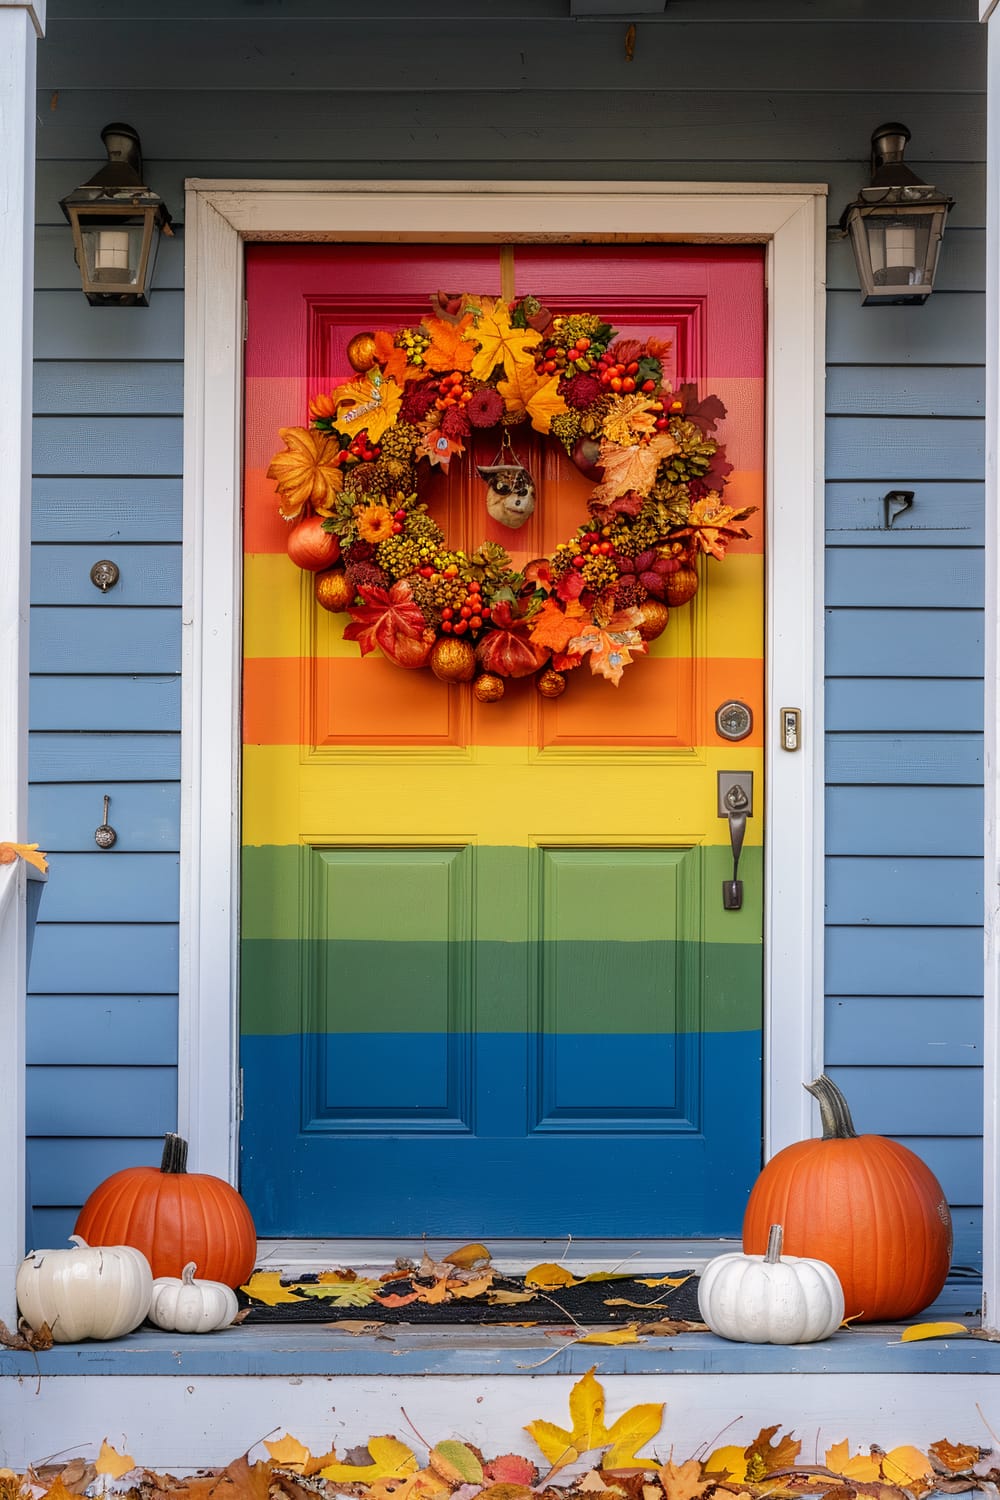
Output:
left=439, top=578, right=491, bottom=636
left=596, top=353, right=657, bottom=395
left=434, top=371, right=473, bottom=410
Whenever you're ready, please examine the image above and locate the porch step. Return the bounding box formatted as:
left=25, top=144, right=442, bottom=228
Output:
left=252, top=1236, right=726, bottom=1276
left=0, top=1280, right=991, bottom=1473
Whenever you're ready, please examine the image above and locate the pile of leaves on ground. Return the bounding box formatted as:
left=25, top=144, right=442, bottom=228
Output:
left=3, top=1368, right=1000, bottom=1500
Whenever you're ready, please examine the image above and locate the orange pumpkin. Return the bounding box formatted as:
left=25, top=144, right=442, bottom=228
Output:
left=742, top=1075, right=952, bottom=1322
left=74, top=1134, right=257, bottom=1289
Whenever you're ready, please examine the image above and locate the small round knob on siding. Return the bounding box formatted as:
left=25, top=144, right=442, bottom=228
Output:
left=90, top=559, right=120, bottom=593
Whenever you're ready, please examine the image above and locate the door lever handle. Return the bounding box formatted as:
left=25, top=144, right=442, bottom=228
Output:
left=719, top=777, right=751, bottom=911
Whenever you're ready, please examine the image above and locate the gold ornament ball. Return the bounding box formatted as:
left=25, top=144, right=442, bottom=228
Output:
left=636, top=599, right=670, bottom=641
left=473, top=672, right=505, bottom=703
left=430, top=636, right=477, bottom=683
left=346, top=332, right=378, bottom=373
left=663, top=565, right=700, bottom=607
left=536, top=668, right=567, bottom=699
left=314, top=568, right=353, bottom=613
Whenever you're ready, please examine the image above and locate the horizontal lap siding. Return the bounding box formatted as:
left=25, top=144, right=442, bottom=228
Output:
left=30, top=0, right=986, bottom=1255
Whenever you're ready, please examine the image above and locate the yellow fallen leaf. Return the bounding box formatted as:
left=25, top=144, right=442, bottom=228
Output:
left=0, top=841, right=48, bottom=874
left=525, top=1366, right=662, bottom=1471
left=636, top=1275, right=692, bottom=1289
left=525, top=1262, right=580, bottom=1289
left=239, top=1270, right=308, bottom=1306
left=488, top=1289, right=537, bottom=1305
left=880, top=1446, right=936, bottom=1490
left=703, top=1444, right=749, bottom=1482
left=901, top=1321, right=968, bottom=1342
left=95, top=1440, right=134, bottom=1479
left=443, top=1242, right=491, bottom=1268
left=578, top=1325, right=642, bottom=1346
left=265, top=1434, right=313, bottom=1472
left=319, top=1436, right=419, bottom=1484
left=448, top=1272, right=494, bottom=1299
left=299, top=1278, right=379, bottom=1307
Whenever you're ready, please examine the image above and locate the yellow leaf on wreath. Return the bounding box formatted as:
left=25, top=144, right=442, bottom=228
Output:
left=578, top=1324, right=642, bottom=1346
left=525, top=372, right=568, bottom=435
left=900, top=1321, right=968, bottom=1342
left=331, top=373, right=403, bottom=443
left=496, top=360, right=541, bottom=423
left=239, top=1270, right=308, bottom=1306
left=467, top=299, right=540, bottom=382
left=318, top=1436, right=419, bottom=1484
left=266, top=427, right=344, bottom=520
left=525, top=1262, right=580, bottom=1289
left=95, top=1440, right=135, bottom=1479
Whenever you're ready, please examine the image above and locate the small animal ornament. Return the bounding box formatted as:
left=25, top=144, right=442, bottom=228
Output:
left=478, top=439, right=536, bottom=529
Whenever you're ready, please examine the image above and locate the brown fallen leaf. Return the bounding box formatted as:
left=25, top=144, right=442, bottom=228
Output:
left=636, top=1319, right=709, bottom=1336
left=0, top=1318, right=53, bottom=1352
left=325, top=1319, right=394, bottom=1339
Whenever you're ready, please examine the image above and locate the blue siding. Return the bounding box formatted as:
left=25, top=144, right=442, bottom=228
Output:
left=30, top=0, right=986, bottom=1256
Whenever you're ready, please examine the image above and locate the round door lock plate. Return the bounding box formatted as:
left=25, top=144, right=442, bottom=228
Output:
left=715, top=700, right=753, bottom=742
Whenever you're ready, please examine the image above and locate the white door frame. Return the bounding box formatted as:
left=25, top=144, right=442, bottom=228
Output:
left=179, top=180, right=828, bottom=1192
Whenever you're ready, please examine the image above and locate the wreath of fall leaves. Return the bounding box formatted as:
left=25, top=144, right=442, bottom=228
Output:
left=268, top=291, right=756, bottom=692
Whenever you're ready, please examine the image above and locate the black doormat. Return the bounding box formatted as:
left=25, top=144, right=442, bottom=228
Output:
left=238, top=1270, right=702, bottom=1326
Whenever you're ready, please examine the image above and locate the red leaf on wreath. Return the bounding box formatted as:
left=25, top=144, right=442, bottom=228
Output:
left=588, top=490, right=643, bottom=527
left=344, top=581, right=428, bottom=660
left=676, top=383, right=728, bottom=434
left=476, top=602, right=551, bottom=678
left=556, top=568, right=586, bottom=604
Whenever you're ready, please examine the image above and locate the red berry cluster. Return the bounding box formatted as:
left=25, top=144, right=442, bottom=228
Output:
left=390, top=506, right=407, bottom=536
left=440, top=579, right=492, bottom=636
left=569, top=529, right=614, bottom=569
left=334, top=428, right=381, bottom=467
left=596, top=354, right=657, bottom=396
left=535, top=335, right=604, bottom=378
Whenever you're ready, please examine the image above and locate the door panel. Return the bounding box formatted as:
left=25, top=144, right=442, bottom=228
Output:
left=241, top=242, right=765, bottom=1236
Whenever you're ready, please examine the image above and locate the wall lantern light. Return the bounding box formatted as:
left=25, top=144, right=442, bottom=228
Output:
left=60, top=123, right=172, bottom=306
left=840, top=123, right=953, bottom=306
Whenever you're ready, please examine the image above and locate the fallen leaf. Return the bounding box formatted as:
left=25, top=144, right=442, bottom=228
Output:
left=658, top=1458, right=713, bottom=1500
left=525, top=1263, right=581, bottom=1290
left=443, top=1242, right=492, bottom=1268
left=636, top=1319, right=709, bottom=1335
left=265, top=1436, right=313, bottom=1473
left=375, top=1289, right=422, bottom=1309
left=484, top=1456, right=537, bottom=1486
left=447, top=1273, right=494, bottom=1299
left=318, top=1437, right=419, bottom=1485
left=0, top=842, right=48, bottom=874
left=429, top=1442, right=484, bottom=1486
left=0, top=1317, right=53, bottom=1351
left=929, top=1442, right=985, bottom=1474
left=901, top=1322, right=969, bottom=1342
left=488, top=1289, right=538, bottom=1305
left=578, top=1325, right=642, bottom=1346
left=298, top=1278, right=379, bottom=1307
left=325, top=1320, right=392, bottom=1338
left=239, top=1271, right=308, bottom=1307
left=95, top=1441, right=134, bottom=1480
left=636, top=1275, right=692, bottom=1289
left=703, top=1445, right=749, bottom=1483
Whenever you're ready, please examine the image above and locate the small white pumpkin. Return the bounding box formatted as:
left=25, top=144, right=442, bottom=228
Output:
left=16, top=1234, right=152, bottom=1343
left=698, top=1223, right=844, bottom=1344
left=147, top=1261, right=239, bottom=1333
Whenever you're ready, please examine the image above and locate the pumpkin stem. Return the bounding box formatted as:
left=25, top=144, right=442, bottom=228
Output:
left=160, top=1133, right=189, bottom=1174
left=182, top=1262, right=198, bottom=1284
left=764, top=1224, right=783, bottom=1264
left=804, top=1074, right=858, bottom=1140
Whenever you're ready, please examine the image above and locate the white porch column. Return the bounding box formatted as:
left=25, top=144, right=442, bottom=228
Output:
left=0, top=0, right=44, bottom=1325
left=983, top=0, right=999, bottom=1335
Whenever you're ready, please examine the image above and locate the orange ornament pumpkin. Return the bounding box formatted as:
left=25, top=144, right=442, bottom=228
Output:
left=287, top=515, right=340, bottom=572
left=314, top=567, right=354, bottom=613
left=742, top=1075, right=952, bottom=1322
left=74, top=1134, right=257, bottom=1289
left=430, top=636, right=476, bottom=682
left=663, top=565, right=699, bottom=607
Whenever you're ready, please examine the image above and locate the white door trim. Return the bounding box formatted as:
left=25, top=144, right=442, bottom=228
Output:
left=180, top=179, right=827, bottom=1187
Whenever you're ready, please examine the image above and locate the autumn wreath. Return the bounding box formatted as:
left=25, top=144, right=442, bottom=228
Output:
left=267, top=290, right=755, bottom=698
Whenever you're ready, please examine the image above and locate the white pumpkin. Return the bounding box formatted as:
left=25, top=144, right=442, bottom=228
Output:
left=16, top=1234, right=152, bottom=1343
left=698, top=1223, right=844, bottom=1344
left=148, top=1261, right=239, bottom=1333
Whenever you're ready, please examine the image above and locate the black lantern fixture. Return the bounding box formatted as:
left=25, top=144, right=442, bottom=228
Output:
left=60, top=124, right=172, bottom=306
left=840, top=124, right=953, bottom=306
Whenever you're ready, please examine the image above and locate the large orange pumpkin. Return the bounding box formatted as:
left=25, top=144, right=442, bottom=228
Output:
left=742, top=1075, right=952, bottom=1322
left=74, top=1134, right=257, bottom=1289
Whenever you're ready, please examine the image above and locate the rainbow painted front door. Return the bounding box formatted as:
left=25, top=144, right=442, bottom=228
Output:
left=241, top=244, right=765, bottom=1236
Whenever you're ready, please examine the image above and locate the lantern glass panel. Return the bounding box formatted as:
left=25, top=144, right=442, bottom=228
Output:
left=67, top=204, right=159, bottom=306
left=846, top=202, right=949, bottom=306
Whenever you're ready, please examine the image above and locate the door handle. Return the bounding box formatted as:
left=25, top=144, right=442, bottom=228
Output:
left=718, top=773, right=752, bottom=911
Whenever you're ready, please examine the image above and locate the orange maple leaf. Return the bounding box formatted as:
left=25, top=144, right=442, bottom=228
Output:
left=567, top=610, right=647, bottom=686
left=373, top=329, right=425, bottom=386
left=529, top=598, right=588, bottom=653
left=745, top=1426, right=802, bottom=1474
left=422, top=315, right=476, bottom=374
left=590, top=433, right=679, bottom=503
left=266, top=427, right=344, bottom=520
left=659, top=1458, right=713, bottom=1500
left=673, top=493, right=756, bottom=560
